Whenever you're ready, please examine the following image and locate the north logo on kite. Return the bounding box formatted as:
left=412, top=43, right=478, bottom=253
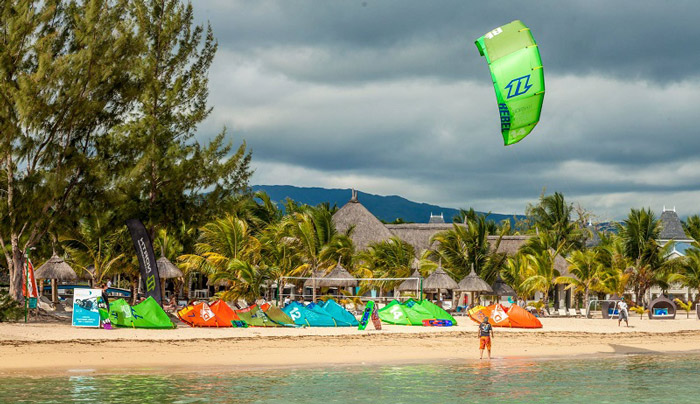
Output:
left=504, top=75, right=532, bottom=98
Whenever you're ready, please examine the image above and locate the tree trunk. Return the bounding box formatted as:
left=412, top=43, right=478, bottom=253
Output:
left=9, top=239, right=24, bottom=302
left=130, top=278, right=139, bottom=305
left=583, top=286, right=590, bottom=318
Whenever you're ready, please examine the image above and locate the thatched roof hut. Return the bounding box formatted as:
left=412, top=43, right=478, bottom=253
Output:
left=35, top=255, right=77, bottom=280
left=303, top=270, right=327, bottom=288
left=385, top=223, right=456, bottom=253
left=423, top=265, right=458, bottom=291
left=332, top=190, right=396, bottom=251
left=490, top=275, right=517, bottom=297
left=157, top=256, right=184, bottom=279
left=315, top=263, right=357, bottom=288
left=397, top=269, right=424, bottom=291
left=457, top=268, right=493, bottom=293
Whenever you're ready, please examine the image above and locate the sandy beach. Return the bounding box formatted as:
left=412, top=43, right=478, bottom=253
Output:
left=2, top=315, right=700, bottom=375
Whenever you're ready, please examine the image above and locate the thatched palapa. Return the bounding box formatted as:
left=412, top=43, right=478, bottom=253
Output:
left=315, top=263, right=357, bottom=288
left=157, top=256, right=184, bottom=279
left=423, top=265, right=458, bottom=291
left=397, top=269, right=424, bottom=291
left=457, top=268, right=492, bottom=293
left=35, top=254, right=77, bottom=280
left=303, top=270, right=327, bottom=288
left=490, top=275, right=516, bottom=297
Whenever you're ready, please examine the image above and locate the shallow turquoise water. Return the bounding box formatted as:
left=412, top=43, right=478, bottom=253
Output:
left=3, top=354, right=700, bottom=403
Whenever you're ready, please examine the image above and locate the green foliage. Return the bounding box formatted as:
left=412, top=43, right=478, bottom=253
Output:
left=107, top=0, right=252, bottom=233
left=525, top=192, right=582, bottom=253
left=674, top=299, right=693, bottom=319
left=1, top=0, right=141, bottom=299
left=0, top=289, right=23, bottom=322
left=683, top=215, right=700, bottom=247
left=355, top=237, right=415, bottom=293
left=629, top=305, right=647, bottom=319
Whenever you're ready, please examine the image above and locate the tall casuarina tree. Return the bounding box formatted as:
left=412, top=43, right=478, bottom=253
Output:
left=109, top=0, right=251, bottom=235
left=0, top=0, right=139, bottom=300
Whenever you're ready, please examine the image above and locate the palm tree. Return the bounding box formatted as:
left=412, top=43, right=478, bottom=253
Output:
left=555, top=249, right=603, bottom=312
left=526, top=192, right=582, bottom=252
left=430, top=214, right=500, bottom=282
left=179, top=214, right=262, bottom=301
left=683, top=215, right=700, bottom=247
left=520, top=250, right=561, bottom=313
left=519, top=230, right=566, bottom=312
left=502, top=253, right=533, bottom=298
left=356, top=237, right=415, bottom=294
left=281, top=206, right=348, bottom=299
left=670, top=248, right=700, bottom=302
left=60, top=213, right=124, bottom=285
left=618, top=208, right=672, bottom=304
left=211, top=259, right=269, bottom=304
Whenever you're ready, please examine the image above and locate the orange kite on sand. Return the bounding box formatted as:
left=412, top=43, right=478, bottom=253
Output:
left=178, top=300, right=239, bottom=327
left=469, top=304, right=542, bottom=328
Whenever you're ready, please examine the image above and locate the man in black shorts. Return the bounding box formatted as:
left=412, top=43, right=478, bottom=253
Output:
left=478, top=316, right=494, bottom=359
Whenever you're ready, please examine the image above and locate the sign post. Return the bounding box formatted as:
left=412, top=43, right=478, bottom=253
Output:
left=72, top=288, right=103, bottom=327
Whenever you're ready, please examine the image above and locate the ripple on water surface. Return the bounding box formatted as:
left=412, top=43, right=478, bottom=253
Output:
left=2, top=354, right=700, bottom=404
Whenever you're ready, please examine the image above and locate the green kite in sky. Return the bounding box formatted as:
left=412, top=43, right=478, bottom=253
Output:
left=475, top=20, right=544, bottom=145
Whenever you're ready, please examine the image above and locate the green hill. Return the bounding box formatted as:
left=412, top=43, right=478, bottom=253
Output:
left=251, top=185, right=523, bottom=224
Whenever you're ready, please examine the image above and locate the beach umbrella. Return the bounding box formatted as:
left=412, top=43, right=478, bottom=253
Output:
left=457, top=265, right=493, bottom=307
left=34, top=254, right=77, bottom=303
left=157, top=256, right=183, bottom=301
left=397, top=269, right=424, bottom=292
left=490, top=274, right=517, bottom=297
left=157, top=256, right=183, bottom=279
left=316, top=262, right=358, bottom=289
left=423, top=262, right=458, bottom=305
left=423, top=266, right=459, bottom=291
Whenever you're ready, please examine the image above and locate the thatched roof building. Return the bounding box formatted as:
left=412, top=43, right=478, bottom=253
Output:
left=332, top=190, right=395, bottom=251
left=385, top=223, right=455, bottom=253
left=34, top=255, right=77, bottom=280
left=157, top=256, right=184, bottom=279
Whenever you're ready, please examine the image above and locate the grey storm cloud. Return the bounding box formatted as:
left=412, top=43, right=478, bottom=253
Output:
left=192, top=1, right=700, bottom=219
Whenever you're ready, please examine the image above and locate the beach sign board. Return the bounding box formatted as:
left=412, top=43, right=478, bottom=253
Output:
left=72, top=288, right=103, bottom=327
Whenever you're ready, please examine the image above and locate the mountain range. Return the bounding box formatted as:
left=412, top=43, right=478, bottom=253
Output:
left=251, top=185, right=524, bottom=224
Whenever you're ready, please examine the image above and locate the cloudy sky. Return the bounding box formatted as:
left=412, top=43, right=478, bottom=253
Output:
left=194, top=1, right=700, bottom=221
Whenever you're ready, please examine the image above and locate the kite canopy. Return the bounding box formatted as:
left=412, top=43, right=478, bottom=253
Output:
left=475, top=20, right=544, bottom=145
left=282, top=301, right=340, bottom=327
left=378, top=299, right=457, bottom=326
left=178, top=300, right=238, bottom=327
left=234, top=304, right=294, bottom=327
left=103, top=297, right=175, bottom=329
left=468, top=304, right=542, bottom=328
left=319, top=299, right=359, bottom=326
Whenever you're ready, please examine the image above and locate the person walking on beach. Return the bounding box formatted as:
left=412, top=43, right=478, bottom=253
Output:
left=618, top=299, right=629, bottom=327
left=478, top=316, right=494, bottom=359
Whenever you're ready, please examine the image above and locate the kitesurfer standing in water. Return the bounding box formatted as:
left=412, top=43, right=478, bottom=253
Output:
left=478, top=316, right=494, bottom=359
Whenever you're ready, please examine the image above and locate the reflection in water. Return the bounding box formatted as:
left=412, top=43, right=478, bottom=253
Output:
left=2, top=354, right=700, bottom=404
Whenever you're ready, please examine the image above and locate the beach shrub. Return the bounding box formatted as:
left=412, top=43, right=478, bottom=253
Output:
left=0, top=290, right=23, bottom=322
left=629, top=305, right=647, bottom=319
left=674, top=299, right=693, bottom=319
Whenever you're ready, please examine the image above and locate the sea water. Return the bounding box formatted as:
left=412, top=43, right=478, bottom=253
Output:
left=2, top=353, right=700, bottom=403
